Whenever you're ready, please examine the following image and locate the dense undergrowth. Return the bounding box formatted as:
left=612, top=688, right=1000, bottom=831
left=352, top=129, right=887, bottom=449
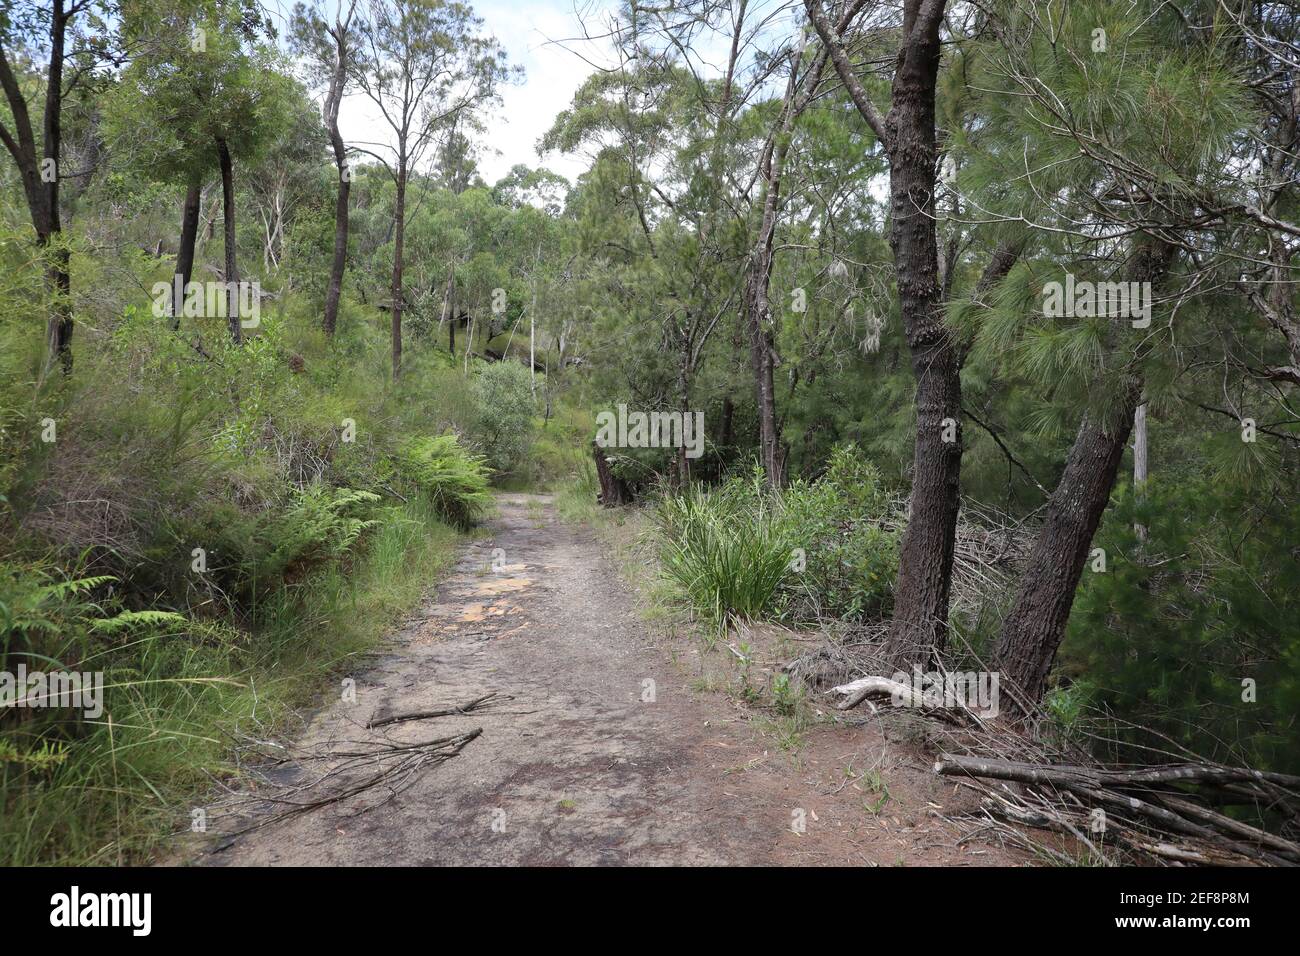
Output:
left=640, top=448, right=1300, bottom=777
left=0, top=264, right=551, bottom=862
left=651, top=447, right=902, bottom=630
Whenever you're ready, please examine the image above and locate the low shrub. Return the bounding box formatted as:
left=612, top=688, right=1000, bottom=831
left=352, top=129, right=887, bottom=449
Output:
left=779, top=446, right=901, bottom=621
left=470, top=361, right=535, bottom=475
left=390, top=434, right=492, bottom=528
left=650, top=446, right=902, bottom=627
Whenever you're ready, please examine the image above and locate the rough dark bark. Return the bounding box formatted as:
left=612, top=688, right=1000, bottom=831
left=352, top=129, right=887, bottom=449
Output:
left=592, top=440, right=633, bottom=506
left=173, top=175, right=202, bottom=329
left=874, top=1, right=954, bottom=668
left=217, top=137, right=241, bottom=344
left=808, top=0, right=1027, bottom=669
left=995, top=399, right=1138, bottom=705
left=994, top=240, right=1177, bottom=707
left=719, top=395, right=734, bottom=453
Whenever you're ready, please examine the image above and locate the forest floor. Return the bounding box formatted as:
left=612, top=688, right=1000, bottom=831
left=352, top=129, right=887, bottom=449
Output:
left=183, top=493, right=1029, bottom=866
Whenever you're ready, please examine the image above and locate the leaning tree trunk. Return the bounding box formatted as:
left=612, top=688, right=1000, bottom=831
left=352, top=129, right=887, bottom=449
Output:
left=994, top=240, right=1177, bottom=708
left=993, top=386, right=1141, bottom=706
left=217, top=138, right=241, bottom=344
left=173, top=175, right=202, bottom=328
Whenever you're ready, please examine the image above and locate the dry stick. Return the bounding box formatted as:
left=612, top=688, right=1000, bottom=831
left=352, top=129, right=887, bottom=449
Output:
left=366, top=693, right=511, bottom=729
left=217, top=729, right=482, bottom=841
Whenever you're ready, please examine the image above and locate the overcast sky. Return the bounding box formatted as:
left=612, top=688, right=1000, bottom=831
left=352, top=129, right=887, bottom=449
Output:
left=453, top=0, right=616, bottom=184
left=261, top=0, right=806, bottom=188
left=262, top=0, right=621, bottom=186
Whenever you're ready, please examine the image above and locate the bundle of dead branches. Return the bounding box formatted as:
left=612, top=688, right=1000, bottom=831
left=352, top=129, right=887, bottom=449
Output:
left=935, top=753, right=1300, bottom=866
left=209, top=729, right=482, bottom=843
left=784, top=626, right=1298, bottom=865
left=202, top=693, right=510, bottom=846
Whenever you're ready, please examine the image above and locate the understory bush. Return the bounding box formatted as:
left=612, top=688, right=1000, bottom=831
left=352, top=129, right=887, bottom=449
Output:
left=0, top=281, right=483, bottom=862
left=651, top=446, right=902, bottom=627
left=390, top=434, right=492, bottom=528
left=1061, top=477, right=1300, bottom=775
left=470, top=361, right=536, bottom=475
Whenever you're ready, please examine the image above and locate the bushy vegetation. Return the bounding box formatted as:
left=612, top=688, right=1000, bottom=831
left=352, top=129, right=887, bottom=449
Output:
left=6, top=0, right=1300, bottom=867
left=470, top=361, right=536, bottom=476
left=391, top=434, right=492, bottom=528
left=0, top=224, right=504, bottom=863
left=654, top=478, right=792, bottom=627
left=651, top=448, right=902, bottom=629
left=1063, top=477, right=1300, bottom=773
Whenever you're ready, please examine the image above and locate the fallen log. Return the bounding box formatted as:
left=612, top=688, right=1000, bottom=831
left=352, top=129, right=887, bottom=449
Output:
left=935, top=753, right=1300, bottom=866
left=831, top=675, right=975, bottom=724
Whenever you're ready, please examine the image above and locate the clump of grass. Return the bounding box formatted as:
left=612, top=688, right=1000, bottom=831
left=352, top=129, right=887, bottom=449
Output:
left=652, top=477, right=792, bottom=629
left=555, top=460, right=601, bottom=524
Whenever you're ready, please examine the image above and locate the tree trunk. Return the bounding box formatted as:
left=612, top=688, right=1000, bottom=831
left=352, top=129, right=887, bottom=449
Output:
left=0, top=0, right=76, bottom=373
left=322, top=19, right=351, bottom=338
left=440, top=269, right=455, bottom=355
left=529, top=271, right=537, bottom=397
left=993, top=393, right=1140, bottom=706
left=217, top=138, right=241, bottom=344
left=323, top=166, right=350, bottom=337
left=743, top=44, right=826, bottom=489
left=593, top=441, right=633, bottom=506
left=719, top=395, right=734, bottom=453
left=878, top=2, right=957, bottom=669
left=173, top=175, right=202, bottom=329
left=45, top=242, right=73, bottom=374
left=391, top=164, right=406, bottom=379
left=1133, top=401, right=1148, bottom=542
left=994, top=240, right=1177, bottom=707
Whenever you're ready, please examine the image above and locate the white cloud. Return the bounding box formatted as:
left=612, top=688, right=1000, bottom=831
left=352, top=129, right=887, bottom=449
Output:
left=325, top=0, right=617, bottom=188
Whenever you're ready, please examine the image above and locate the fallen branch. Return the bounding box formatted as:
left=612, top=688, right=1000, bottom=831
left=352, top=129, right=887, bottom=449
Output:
left=935, top=753, right=1300, bottom=866
left=366, top=693, right=511, bottom=729
left=211, top=729, right=482, bottom=845
left=831, top=675, right=975, bottom=725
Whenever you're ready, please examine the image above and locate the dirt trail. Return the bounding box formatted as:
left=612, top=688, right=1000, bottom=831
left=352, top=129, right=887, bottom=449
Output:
left=196, top=494, right=1022, bottom=866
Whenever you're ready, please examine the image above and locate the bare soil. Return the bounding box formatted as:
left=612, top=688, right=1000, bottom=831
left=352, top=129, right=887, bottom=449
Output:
left=190, top=494, right=1029, bottom=867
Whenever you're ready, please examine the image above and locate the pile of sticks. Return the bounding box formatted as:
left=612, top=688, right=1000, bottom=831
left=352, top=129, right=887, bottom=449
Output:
left=935, top=754, right=1300, bottom=866
left=207, top=693, right=510, bottom=845
left=812, top=660, right=1298, bottom=865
